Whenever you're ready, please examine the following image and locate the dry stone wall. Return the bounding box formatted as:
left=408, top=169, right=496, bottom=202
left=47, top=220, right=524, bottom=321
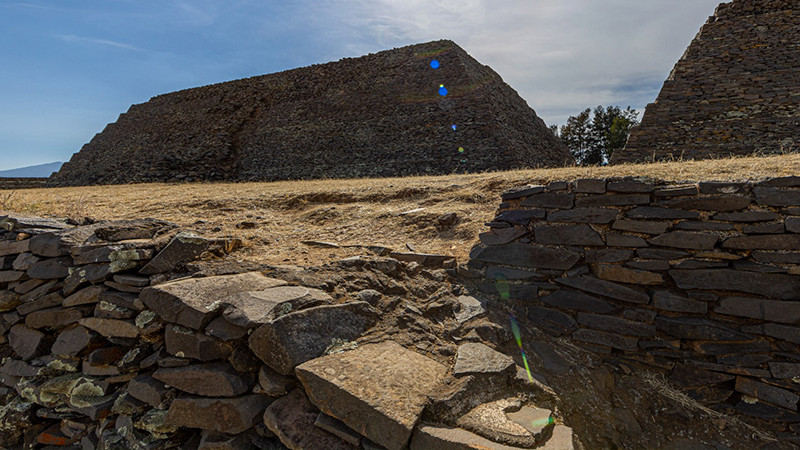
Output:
left=612, top=0, right=800, bottom=163
left=467, top=175, right=800, bottom=439
left=0, top=213, right=579, bottom=449
left=0, top=178, right=48, bottom=190
left=48, top=40, right=570, bottom=187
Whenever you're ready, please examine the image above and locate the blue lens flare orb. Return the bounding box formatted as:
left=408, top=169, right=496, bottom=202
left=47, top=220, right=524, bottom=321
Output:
left=430, top=59, right=440, bottom=69
left=438, top=85, right=448, bottom=96
left=451, top=124, right=457, bottom=131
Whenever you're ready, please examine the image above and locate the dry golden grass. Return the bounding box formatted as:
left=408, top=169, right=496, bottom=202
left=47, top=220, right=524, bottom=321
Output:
left=3, top=153, right=799, bottom=267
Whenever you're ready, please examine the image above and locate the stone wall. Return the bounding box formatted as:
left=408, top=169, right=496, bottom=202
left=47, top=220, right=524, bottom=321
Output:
left=0, top=178, right=48, bottom=190
left=47, top=40, right=571, bottom=187
left=612, top=0, right=800, bottom=163
left=467, top=175, right=800, bottom=436
left=0, top=213, right=581, bottom=449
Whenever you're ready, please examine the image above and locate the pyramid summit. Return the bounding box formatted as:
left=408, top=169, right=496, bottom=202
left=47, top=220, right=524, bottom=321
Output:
left=612, top=0, right=800, bottom=164
left=49, top=40, right=571, bottom=186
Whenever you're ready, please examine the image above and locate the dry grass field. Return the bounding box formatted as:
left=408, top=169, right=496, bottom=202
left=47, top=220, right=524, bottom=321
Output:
left=2, top=153, right=798, bottom=267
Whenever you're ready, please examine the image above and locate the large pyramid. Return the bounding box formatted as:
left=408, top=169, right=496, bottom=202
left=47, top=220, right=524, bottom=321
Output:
left=48, top=40, right=571, bottom=186
left=611, top=0, right=799, bottom=164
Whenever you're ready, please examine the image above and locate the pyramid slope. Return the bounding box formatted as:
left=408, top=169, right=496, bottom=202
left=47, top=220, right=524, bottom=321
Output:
left=48, top=40, right=570, bottom=186
left=612, top=0, right=799, bottom=164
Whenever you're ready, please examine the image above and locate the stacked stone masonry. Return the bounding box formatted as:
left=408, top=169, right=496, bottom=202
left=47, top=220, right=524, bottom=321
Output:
left=47, top=40, right=570, bottom=187
left=612, top=0, right=800, bottom=163
left=0, top=213, right=577, bottom=449
left=0, top=178, right=48, bottom=190
left=469, top=175, right=800, bottom=437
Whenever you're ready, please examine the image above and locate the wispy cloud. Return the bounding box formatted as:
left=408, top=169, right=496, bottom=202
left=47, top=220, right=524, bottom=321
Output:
left=59, top=34, right=141, bottom=52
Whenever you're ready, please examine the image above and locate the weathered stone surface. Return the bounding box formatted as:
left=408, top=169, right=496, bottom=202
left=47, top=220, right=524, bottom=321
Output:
left=94, top=218, right=176, bottom=242
left=11, top=253, right=38, bottom=271
left=222, top=286, right=332, bottom=329
left=0, top=270, right=25, bottom=283
left=296, top=341, right=448, bottom=450
left=555, top=276, right=649, bottom=304
left=256, top=365, right=295, bottom=397
left=78, top=317, right=139, bottom=338
left=758, top=176, right=800, bottom=188
left=572, top=328, right=638, bottom=351
left=139, top=231, right=209, bottom=274
left=754, top=187, right=800, bottom=207
left=262, top=389, right=353, bottom=450
left=456, top=398, right=545, bottom=448
left=534, top=225, right=604, bottom=246
left=26, top=306, right=85, bottom=330
left=652, top=291, right=707, bottom=314
left=655, top=316, right=751, bottom=341
left=0, top=238, right=31, bottom=257
left=410, top=424, right=538, bottom=450
left=29, top=225, right=99, bottom=257
left=715, top=297, right=800, bottom=324
left=648, top=232, right=718, bottom=250
left=62, top=285, right=106, bottom=307
left=315, top=412, right=363, bottom=447
left=528, top=306, right=579, bottom=334
left=17, top=291, right=64, bottom=315
left=472, top=243, right=580, bottom=271
left=520, top=193, right=573, bottom=209
left=714, top=211, right=781, bottom=222
left=660, top=196, right=751, bottom=212
left=501, top=185, right=544, bottom=201
left=636, top=248, right=689, bottom=260
left=605, top=233, right=647, bottom=248
left=584, top=249, right=633, bottom=263
left=735, top=377, right=799, bottom=411
left=547, top=208, right=617, bottom=224
left=611, top=220, right=669, bottom=235
left=787, top=217, right=800, bottom=233
left=197, top=430, right=255, bottom=450
left=8, top=324, right=46, bottom=360
left=742, top=323, right=800, bottom=345
left=593, top=264, right=663, bottom=285
left=627, top=207, right=699, bottom=220
left=541, top=290, right=616, bottom=314
left=127, top=373, right=173, bottom=408
left=453, top=343, right=514, bottom=376
left=673, top=221, right=735, bottom=231
left=479, top=227, right=528, bottom=246
left=205, top=316, right=248, bottom=341
left=153, top=363, right=255, bottom=397
left=389, top=252, right=454, bottom=268
left=494, top=209, right=546, bottom=226
left=769, top=362, right=800, bottom=380
left=575, top=194, right=650, bottom=207
left=165, top=324, right=232, bottom=361
left=670, top=269, right=800, bottom=300
left=698, top=182, right=749, bottom=195
left=166, top=394, right=270, bottom=434
left=752, top=251, right=800, bottom=264
left=722, top=234, right=800, bottom=250
left=625, top=259, right=671, bottom=271
left=140, top=272, right=287, bottom=329
left=574, top=178, right=606, bottom=194
left=577, top=312, right=655, bottom=337
left=72, top=243, right=154, bottom=265
left=0, top=289, right=21, bottom=312
left=250, top=301, right=377, bottom=375
left=654, top=185, right=698, bottom=197
left=607, top=179, right=654, bottom=193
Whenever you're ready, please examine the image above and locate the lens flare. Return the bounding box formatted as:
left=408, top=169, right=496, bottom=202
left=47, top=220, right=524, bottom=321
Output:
left=510, top=314, right=534, bottom=383
left=458, top=147, right=465, bottom=154
left=451, top=124, right=457, bottom=131
left=430, top=60, right=440, bottom=69
left=439, top=85, right=448, bottom=96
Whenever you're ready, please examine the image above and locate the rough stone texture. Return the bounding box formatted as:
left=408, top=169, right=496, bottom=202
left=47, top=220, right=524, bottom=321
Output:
left=164, top=324, right=232, bottom=361
left=534, top=225, right=604, bottom=246
left=613, top=0, right=800, bottom=163
left=262, top=389, right=354, bottom=450
left=139, top=232, right=209, bottom=275
left=411, top=424, right=544, bottom=450
left=670, top=269, right=800, bottom=299
left=165, top=394, right=270, bottom=434
left=648, top=232, right=718, bottom=250
left=153, top=363, right=255, bottom=397
left=249, top=301, right=378, bottom=375
left=453, top=342, right=515, bottom=376
left=48, top=40, right=570, bottom=187
left=140, top=272, right=287, bottom=329
left=471, top=243, right=580, bottom=271
left=547, top=208, right=617, bottom=224
left=715, top=297, right=800, bottom=324
left=296, top=341, right=448, bottom=450
left=555, top=276, right=649, bottom=304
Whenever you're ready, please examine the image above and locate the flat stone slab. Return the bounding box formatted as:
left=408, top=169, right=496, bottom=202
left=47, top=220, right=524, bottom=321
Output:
left=222, top=286, right=332, bottom=328
left=715, top=297, right=800, bottom=324
left=140, top=272, right=287, bottom=329
left=153, top=363, right=255, bottom=397
left=555, top=276, right=649, bottom=304
left=164, top=324, right=232, bottom=361
left=456, top=398, right=548, bottom=447
left=78, top=317, right=139, bottom=338
left=534, top=225, right=604, bottom=246
left=139, top=231, right=209, bottom=274
left=250, top=301, right=378, bottom=375
left=472, top=243, right=580, bottom=271
left=262, top=388, right=354, bottom=450
left=29, top=224, right=100, bottom=257
left=411, top=424, right=542, bottom=450
left=669, top=269, right=800, bottom=300
left=453, top=343, right=514, bottom=376
left=166, top=394, right=270, bottom=434
left=296, top=341, right=448, bottom=450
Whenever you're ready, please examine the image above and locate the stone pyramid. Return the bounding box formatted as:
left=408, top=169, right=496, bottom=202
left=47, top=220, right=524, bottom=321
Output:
left=611, top=0, right=799, bottom=164
left=48, top=40, right=571, bottom=186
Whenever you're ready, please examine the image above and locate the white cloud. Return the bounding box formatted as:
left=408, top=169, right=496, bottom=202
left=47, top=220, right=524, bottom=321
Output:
left=60, top=34, right=141, bottom=52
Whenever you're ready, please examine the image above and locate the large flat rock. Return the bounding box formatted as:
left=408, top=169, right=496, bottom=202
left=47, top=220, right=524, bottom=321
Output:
left=140, top=272, right=287, bottom=329
left=296, top=341, right=448, bottom=450
left=153, top=363, right=255, bottom=397
left=165, top=394, right=270, bottom=434
left=249, top=301, right=378, bottom=375
left=262, top=388, right=355, bottom=450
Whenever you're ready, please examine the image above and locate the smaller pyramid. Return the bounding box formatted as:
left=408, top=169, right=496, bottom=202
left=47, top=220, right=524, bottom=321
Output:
left=612, top=0, right=799, bottom=164
left=48, top=40, right=571, bottom=186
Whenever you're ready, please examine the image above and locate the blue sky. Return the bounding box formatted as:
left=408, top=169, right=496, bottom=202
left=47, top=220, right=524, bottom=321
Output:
left=0, top=0, right=722, bottom=171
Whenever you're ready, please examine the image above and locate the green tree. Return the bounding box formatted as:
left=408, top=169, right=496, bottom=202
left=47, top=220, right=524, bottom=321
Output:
left=558, top=105, right=639, bottom=165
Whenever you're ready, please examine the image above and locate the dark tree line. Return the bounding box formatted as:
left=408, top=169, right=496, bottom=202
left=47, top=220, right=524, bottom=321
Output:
left=552, top=106, right=640, bottom=165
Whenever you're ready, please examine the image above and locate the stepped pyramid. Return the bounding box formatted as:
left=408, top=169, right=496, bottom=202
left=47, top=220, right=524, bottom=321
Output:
left=49, top=40, right=570, bottom=186
left=612, top=0, right=799, bottom=164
